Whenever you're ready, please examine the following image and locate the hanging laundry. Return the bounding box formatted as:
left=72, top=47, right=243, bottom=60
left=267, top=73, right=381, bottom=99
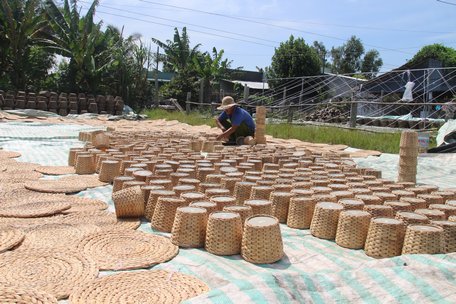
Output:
left=402, top=81, right=415, bottom=102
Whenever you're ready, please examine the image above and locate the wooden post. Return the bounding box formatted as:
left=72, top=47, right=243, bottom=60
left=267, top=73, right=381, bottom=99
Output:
left=154, top=46, right=160, bottom=108
left=199, top=81, right=204, bottom=104
left=243, top=85, right=249, bottom=104
left=186, top=92, right=191, bottom=115
left=287, top=106, right=294, bottom=124
left=349, top=101, right=358, bottom=128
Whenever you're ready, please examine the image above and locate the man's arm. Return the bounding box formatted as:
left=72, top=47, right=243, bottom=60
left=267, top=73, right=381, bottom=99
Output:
left=216, top=124, right=238, bottom=140
left=214, top=117, right=226, bottom=131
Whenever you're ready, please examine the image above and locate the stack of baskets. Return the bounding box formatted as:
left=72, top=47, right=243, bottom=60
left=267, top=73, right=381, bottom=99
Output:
left=397, top=131, right=418, bottom=183
left=255, top=106, right=267, bottom=144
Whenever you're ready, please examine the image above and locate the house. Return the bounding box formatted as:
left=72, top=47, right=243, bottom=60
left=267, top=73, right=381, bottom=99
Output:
left=219, top=70, right=269, bottom=96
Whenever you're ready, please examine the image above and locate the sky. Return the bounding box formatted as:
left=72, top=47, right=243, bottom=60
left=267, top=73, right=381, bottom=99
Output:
left=81, top=0, right=456, bottom=73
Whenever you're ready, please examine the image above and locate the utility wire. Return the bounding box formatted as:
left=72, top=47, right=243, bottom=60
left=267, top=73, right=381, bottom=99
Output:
left=138, top=0, right=414, bottom=55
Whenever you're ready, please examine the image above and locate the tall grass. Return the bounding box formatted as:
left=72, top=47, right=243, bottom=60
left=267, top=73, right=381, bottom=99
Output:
left=142, top=109, right=426, bottom=154
left=143, top=109, right=216, bottom=127
left=267, top=124, right=402, bottom=153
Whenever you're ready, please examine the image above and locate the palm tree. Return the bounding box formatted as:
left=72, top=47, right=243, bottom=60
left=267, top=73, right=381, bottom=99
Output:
left=42, top=0, right=111, bottom=92
left=152, top=27, right=200, bottom=73
left=193, top=47, right=233, bottom=103
left=0, top=0, right=48, bottom=89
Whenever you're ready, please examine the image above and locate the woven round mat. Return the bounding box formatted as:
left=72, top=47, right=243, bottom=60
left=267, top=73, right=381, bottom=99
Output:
left=20, top=223, right=100, bottom=250
left=0, top=150, right=21, bottom=159
left=35, top=166, right=76, bottom=175
left=77, top=230, right=179, bottom=270
left=59, top=175, right=108, bottom=188
left=0, top=201, right=71, bottom=218
left=0, top=215, right=65, bottom=230
left=61, top=210, right=140, bottom=230
left=0, top=227, right=25, bottom=253
left=70, top=270, right=209, bottom=304
left=62, top=196, right=108, bottom=213
left=0, top=285, right=57, bottom=304
left=0, top=249, right=98, bottom=300
left=25, top=180, right=89, bottom=194
left=0, top=171, right=43, bottom=183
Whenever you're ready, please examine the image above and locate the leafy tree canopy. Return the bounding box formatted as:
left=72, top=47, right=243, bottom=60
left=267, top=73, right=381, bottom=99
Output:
left=409, top=44, right=456, bottom=67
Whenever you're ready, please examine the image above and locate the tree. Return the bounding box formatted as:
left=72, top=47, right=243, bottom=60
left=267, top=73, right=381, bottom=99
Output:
left=0, top=0, right=49, bottom=89
left=193, top=47, right=234, bottom=103
left=409, top=44, right=456, bottom=67
left=361, top=49, right=383, bottom=79
left=268, top=35, right=321, bottom=87
left=43, top=0, right=112, bottom=93
left=330, top=36, right=364, bottom=74
left=312, top=41, right=328, bottom=73
left=152, top=27, right=200, bottom=73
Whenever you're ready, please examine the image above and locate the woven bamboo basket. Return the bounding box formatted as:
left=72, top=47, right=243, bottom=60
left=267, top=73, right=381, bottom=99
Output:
left=189, top=201, right=218, bottom=215
left=432, top=191, right=456, bottom=201
left=181, top=192, right=207, bottom=205
left=355, top=194, right=382, bottom=205
left=141, top=185, right=165, bottom=204
left=328, top=183, right=350, bottom=191
left=122, top=181, right=146, bottom=189
left=364, top=217, right=406, bottom=258
left=392, top=190, right=416, bottom=200
left=395, top=211, right=430, bottom=226
left=250, top=186, right=274, bottom=200
left=310, top=202, right=344, bottom=240
left=75, top=154, right=95, bottom=174
left=372, top=192, right=398, bottom=203
left=406, top=187, right=429, bottom=196
left=133, top=170, right=153, bottom=182
left=310, top=186, right=332, bottom=194
left=233, top=182, right=255, bottom=205
left=331, top=191, right=355, bottom=201
left=211, top=196, right=237, bottom=211
left=447, top=200, right=456, bottom=207
left=124, top=167, right=140, bottom=177
left=179, top=178, right=201, bottom=187
left=221, top=177, right=242, bottom=193
left=363, top=205, right=394, bottom=218
left=205, top=212, right=242, bottom=255
left=151, top=197, right=187, bottom=232
left=338, top=198, right=364, bottom=210
left=429, top=204, right=456, bottom=218
left=93, top=133, right=110, bottom=149
left=430, top=220, right=456, bottom=253
left=287, top=197, right=316, bottom=229
left=384, top=201, right=413, bottom=214
left=144, top=190, right=176, bottom=221
left=399, top=197, right=427, bottom=210
left=335, top=210, right=371, bottom=249
left=415, top=209, right=446, bottom=221
left=206, top=174, right=224, bottom=184
left=244, top=199, right=273, bottom=216
left=198, top=183, right=221, bottom=193
left=112, top=176, right=135, bottom=192
left=68, top=148, right=84, bottom=166
left=149, top=179, right=173, bottom=191
left=223, top=205, right=253, bottom=226
left=98, top=160, right=120, bottom=183
left=241, top=215, right=283, bottom=264
left=312, top=194, right=338, bottom=203
left=402, top=225, right=443, bottom=254
left=417, top=194, right=444, bottom=207
left=205, top=188, right=231, bottom=199
left=112, top=186, right=145, bottom=218
left=173, top=185, right=196, bottom=196
left=270, top=192, right=294, bottom=223
left=171, top=206, right=208, bottom=248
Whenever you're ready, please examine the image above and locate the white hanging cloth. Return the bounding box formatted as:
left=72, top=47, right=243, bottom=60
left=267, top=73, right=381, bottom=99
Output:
left=402, top=81, right=415, bottom=102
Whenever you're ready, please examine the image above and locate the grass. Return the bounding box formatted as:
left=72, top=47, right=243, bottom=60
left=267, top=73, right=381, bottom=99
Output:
left=143, top=108, right=216, bottom=127
left=266, top=124, right=402, bottom=153
left=143, top=109, right=436, bottom=154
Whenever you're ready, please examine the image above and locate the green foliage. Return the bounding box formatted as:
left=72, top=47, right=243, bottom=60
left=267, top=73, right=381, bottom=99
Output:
left=330, top=36, right=383, bottom=77
left=0, top=0, right=49, bottom=89
left=268, top=35, right=321, bottom=86
left=409, top=44, right=456, bottom=67
left=361, top=49, right=383, bottom=79
left=312, top=41, right=328, bottom=73
left=160, top=69, right=200, bottom=104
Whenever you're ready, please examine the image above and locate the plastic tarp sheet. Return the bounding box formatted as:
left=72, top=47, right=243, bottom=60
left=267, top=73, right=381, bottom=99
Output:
left=1, top=121, right=456, bottom=303
left=436, top=119, right=456, bottom=146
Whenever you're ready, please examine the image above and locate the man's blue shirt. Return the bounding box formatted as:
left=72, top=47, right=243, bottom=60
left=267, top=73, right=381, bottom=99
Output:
left=218, top=107, right=255, bottom=132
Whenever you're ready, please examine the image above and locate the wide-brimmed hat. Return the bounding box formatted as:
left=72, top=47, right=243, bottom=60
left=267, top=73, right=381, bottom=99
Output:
left=217, top=96, right=237, bottom=110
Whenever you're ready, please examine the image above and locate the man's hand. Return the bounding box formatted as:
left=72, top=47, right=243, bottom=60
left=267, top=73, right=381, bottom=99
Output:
left=216, top=133, right=227, bottom=141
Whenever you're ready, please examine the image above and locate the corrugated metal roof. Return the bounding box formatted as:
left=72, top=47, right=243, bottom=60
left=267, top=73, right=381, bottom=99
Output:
left=226, top=80, right=269, bottom=90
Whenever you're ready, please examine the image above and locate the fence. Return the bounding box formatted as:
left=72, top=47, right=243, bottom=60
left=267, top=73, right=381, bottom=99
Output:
left=185, top=67, right=456, bottom=131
